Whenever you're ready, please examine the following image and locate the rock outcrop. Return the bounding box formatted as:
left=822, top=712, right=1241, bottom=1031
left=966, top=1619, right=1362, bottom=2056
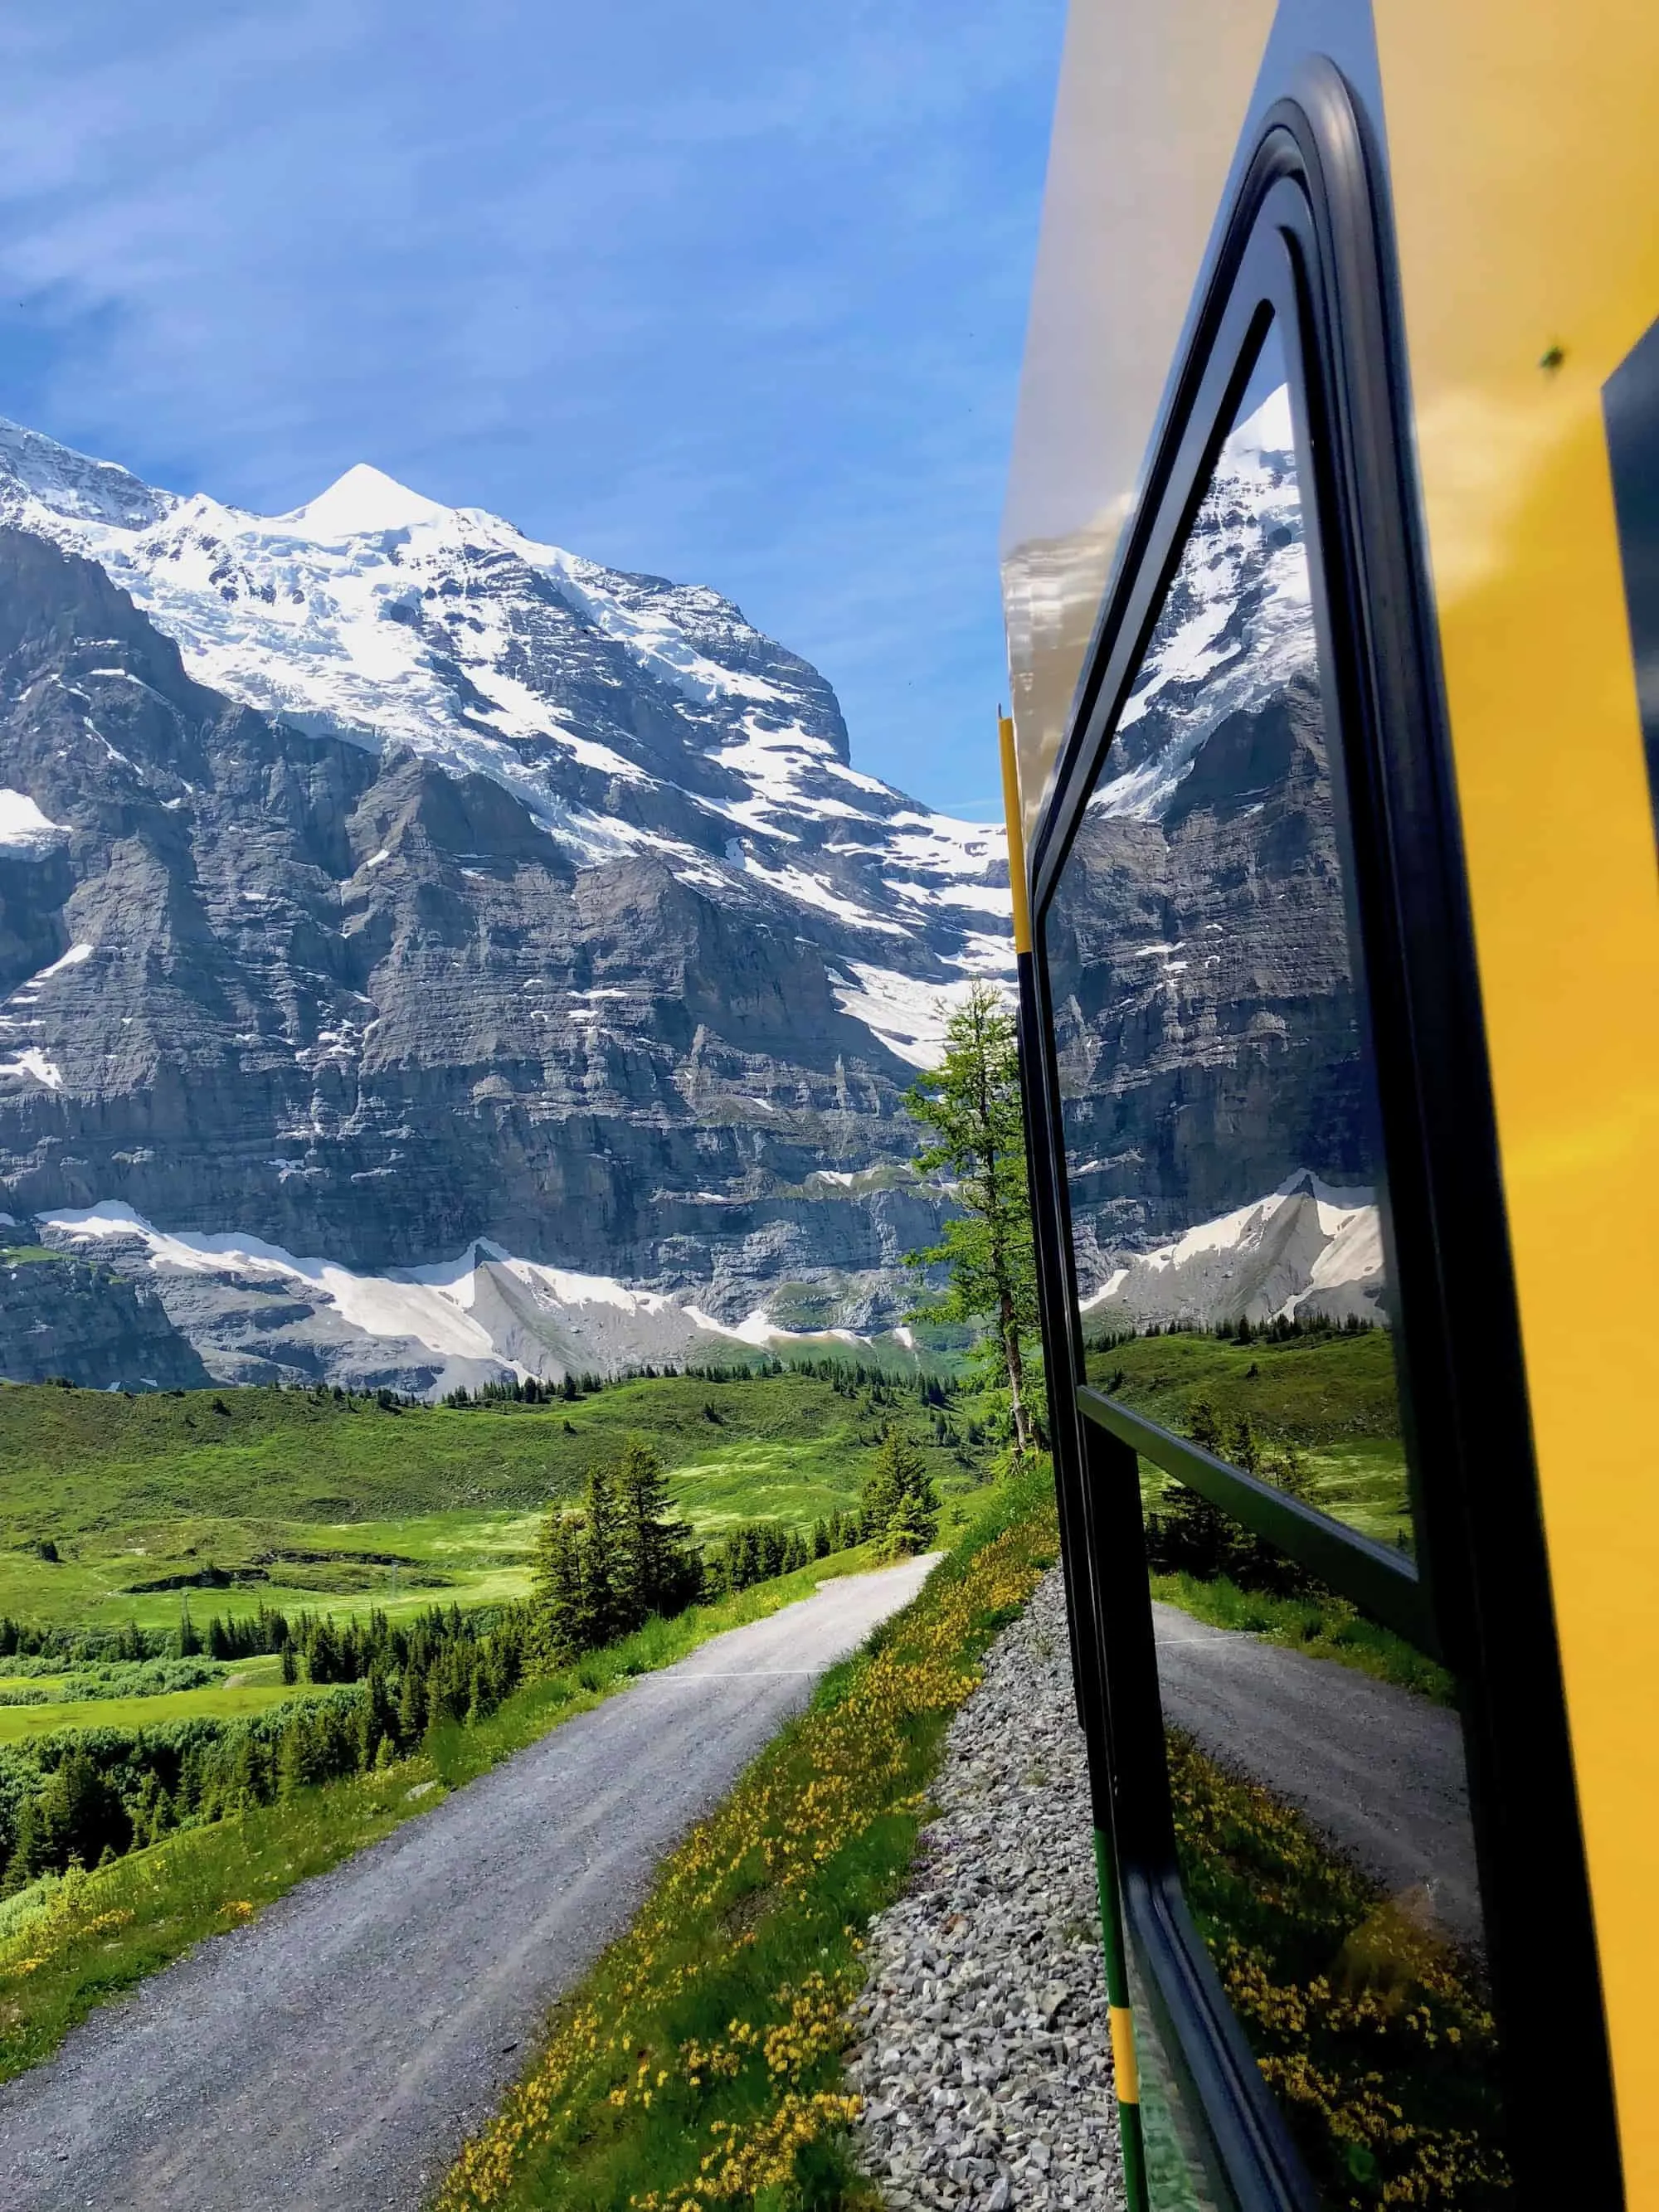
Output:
left=0, top=1241, right=208, bottom=1390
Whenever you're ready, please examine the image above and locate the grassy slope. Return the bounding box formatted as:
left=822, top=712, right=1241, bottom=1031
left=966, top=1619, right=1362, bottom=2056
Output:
left=0, top=1373, right=986, bottom=1633
left=0, top=1671, right=325, bottom=1745
left=436, top=1469, right=1057, bottom=2212
left=1084, top=1328, right=1412, bottom=1547
left=0, top=1541, right=901, bottom=2084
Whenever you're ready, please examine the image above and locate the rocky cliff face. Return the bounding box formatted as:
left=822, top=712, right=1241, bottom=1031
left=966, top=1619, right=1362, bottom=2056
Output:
left=0, top=1241, right=208, bottom=1390
left=0, top=387, right=1383, bottom=1388
left=1046, top=386, right=1386, bottom=1329
left=0, top=423, right=1012, bottom=1387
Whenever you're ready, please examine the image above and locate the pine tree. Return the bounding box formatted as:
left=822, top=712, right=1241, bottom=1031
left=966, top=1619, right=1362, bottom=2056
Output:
left=1147, top=1401, right=1242, bottom=1581
left=1225, top=1412, right=1261, bottom=1476
left=531, top=1506, right=586, bottom=1661
left=308, top=1620, right=343, bottom=1684
left=903, top=982, right=1039, bottom=1460
left=1187, top=1399, right=1225, bottom=1456
left=176, top=1594, right=202, bottom=1659
left=397, top=1655, right=427, bottom=1743
left=278, top=1714, right=320, bottom=1801
left=614, top=1434, right=694, bottom=1628
left=859, top=1430, right=939, bottom=1557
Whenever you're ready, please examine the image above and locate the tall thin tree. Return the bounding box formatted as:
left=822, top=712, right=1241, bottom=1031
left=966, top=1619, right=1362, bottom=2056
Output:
left=905, top=981, right=1039, bottom=1461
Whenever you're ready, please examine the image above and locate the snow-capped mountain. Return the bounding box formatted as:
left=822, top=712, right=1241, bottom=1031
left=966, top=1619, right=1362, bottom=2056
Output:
left=0, top=416, right=1018, bottom=1388
left=0, top=416, right=1010, bottom=1053
left=1047, top=380, right=1387, bottom=1305
left=1091, top=386, right=1312, bottom=823
left=1080, top=1174, right=1385, bottom=1334
left=0, top=391, right=1383, bottom=1392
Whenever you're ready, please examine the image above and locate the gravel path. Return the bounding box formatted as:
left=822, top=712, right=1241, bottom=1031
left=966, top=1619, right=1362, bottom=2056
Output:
left=0, top=1558, right=937, bottom=2212
left=847, top=1569, right=1126, bottom=2212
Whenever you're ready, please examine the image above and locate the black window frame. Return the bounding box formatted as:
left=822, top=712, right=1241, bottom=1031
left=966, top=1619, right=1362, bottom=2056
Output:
left=1020, top=59, right=1622, bottom=2212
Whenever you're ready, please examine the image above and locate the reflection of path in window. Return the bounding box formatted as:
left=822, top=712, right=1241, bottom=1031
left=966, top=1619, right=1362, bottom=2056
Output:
left=1166, top=1724, right=1509, bottom=2206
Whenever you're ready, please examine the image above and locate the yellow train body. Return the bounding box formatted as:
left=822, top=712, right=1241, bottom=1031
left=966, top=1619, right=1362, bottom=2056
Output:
left=1004, top=3, right=1659, bottom=2202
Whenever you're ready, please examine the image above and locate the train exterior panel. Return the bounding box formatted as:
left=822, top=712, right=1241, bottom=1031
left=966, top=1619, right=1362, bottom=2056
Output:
left=1002, top=3, right=1659, bottom=2205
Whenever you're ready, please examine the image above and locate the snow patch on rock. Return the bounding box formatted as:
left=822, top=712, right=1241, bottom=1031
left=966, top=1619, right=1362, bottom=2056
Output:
left=1078, top=1173, right=1384, bottom=1333
left=36, top=1202, right=919, bottom=1393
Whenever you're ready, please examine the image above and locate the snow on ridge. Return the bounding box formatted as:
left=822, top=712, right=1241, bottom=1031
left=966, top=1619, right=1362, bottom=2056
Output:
left=0, top=789, right=69, bottom=850
left=830, top=963, right=1001, bottom=1069
left=0, top=1048, right=65, bottom=1090
left=36, top=1202, right=918, bottom=1388
left=2, top=941, right=94, bottom=1020
left=271, top=463, right=453, bottom=542
left=742, top=857, right=907, bottom=936
left=41, top=1203, right=502, bottom=1365
left=1078, top=1171, right=1384, bottom=1332
left=1091, top=377, right=1312, bottom=825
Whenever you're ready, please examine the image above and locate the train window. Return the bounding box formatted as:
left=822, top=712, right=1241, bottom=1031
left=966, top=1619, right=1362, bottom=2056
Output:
left=1042, top=318, right=1511, bottom=2205
left=1046, top=320, right=1408, bottom=1553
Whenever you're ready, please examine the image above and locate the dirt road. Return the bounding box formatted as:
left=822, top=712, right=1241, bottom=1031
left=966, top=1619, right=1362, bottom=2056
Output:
left=1152, top=1601, right=1484, bottom=1943
left=0, top=1557, right=937, bottom=2212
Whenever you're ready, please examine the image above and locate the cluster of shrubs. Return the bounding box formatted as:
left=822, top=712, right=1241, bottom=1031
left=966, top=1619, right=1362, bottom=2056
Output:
left=1144, top=1401, right=1321, bottom=1595
left=0, top=1656, right=224, bottom=1709
left=0, top=1598, right=535, bottom=1890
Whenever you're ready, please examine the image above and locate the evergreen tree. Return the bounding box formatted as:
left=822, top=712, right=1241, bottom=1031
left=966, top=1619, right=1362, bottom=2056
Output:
left=278, top=1714, right=324, bottom=1801
left=902, top=982, right=1039, bottom=1461
left=1263, top=1440, right=1316, bottom=1505
left=578, top=1466, right=624, bottom=1648
left=532, top=1507, right=585, bottom=1661
left=859, top=1430, right=940, bottom=1557
left=308, top=1619, right=343, bottom=1684
left=176, top=1594, right=202, bottom=1659
left=883, top=1475, right=941, bottom=1558
left=1225, top=1412, right=1261, bottom=1476
left=614, top=1435, right=695, bottom=1626
left=1147, top=1403, right=1241, bottom=1581
left=1187, top=1399, right=1225, bottom=1456
left=397, top=1655, right=427, bottom=1743
left=7, top=1749, right=131, bottom=1880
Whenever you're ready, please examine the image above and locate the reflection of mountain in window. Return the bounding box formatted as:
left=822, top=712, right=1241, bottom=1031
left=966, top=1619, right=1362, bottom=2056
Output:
left=1096, top=385, right=1313, bottom=823
left=1045, top=329, right=1386, bottom=1349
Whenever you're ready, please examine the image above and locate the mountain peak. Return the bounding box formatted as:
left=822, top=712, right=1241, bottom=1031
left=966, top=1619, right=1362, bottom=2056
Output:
left=0, top=416, right=168, bottom=533
left=275, top=462, right=451, bottom=542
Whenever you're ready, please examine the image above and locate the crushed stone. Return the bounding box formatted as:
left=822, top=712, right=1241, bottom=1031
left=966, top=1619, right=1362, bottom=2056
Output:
left=846, top=1568, right=1126, bottom=2212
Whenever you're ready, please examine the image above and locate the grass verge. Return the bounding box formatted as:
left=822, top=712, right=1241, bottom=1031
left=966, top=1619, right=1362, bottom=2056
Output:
left=0, top=1542, right=894, bottom=2084
left=435, top=1466, right=1058, bottom=2212
left=1169, top=1728, right=1509, bottom=2206
left=1148, top=1572, right=1454, bottom=1704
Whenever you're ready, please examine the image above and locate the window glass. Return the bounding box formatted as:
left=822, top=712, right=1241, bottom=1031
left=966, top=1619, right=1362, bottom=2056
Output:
left=1046, top=322, right=1408, bottom=1553
left=1045, top=327, right=1510, bottom=2203
left=1141, top=1457, right=1508, bottom=2207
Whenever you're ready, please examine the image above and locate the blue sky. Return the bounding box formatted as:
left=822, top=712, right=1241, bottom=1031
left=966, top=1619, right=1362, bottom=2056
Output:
left=0, top=2, right=1064, bottom=819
